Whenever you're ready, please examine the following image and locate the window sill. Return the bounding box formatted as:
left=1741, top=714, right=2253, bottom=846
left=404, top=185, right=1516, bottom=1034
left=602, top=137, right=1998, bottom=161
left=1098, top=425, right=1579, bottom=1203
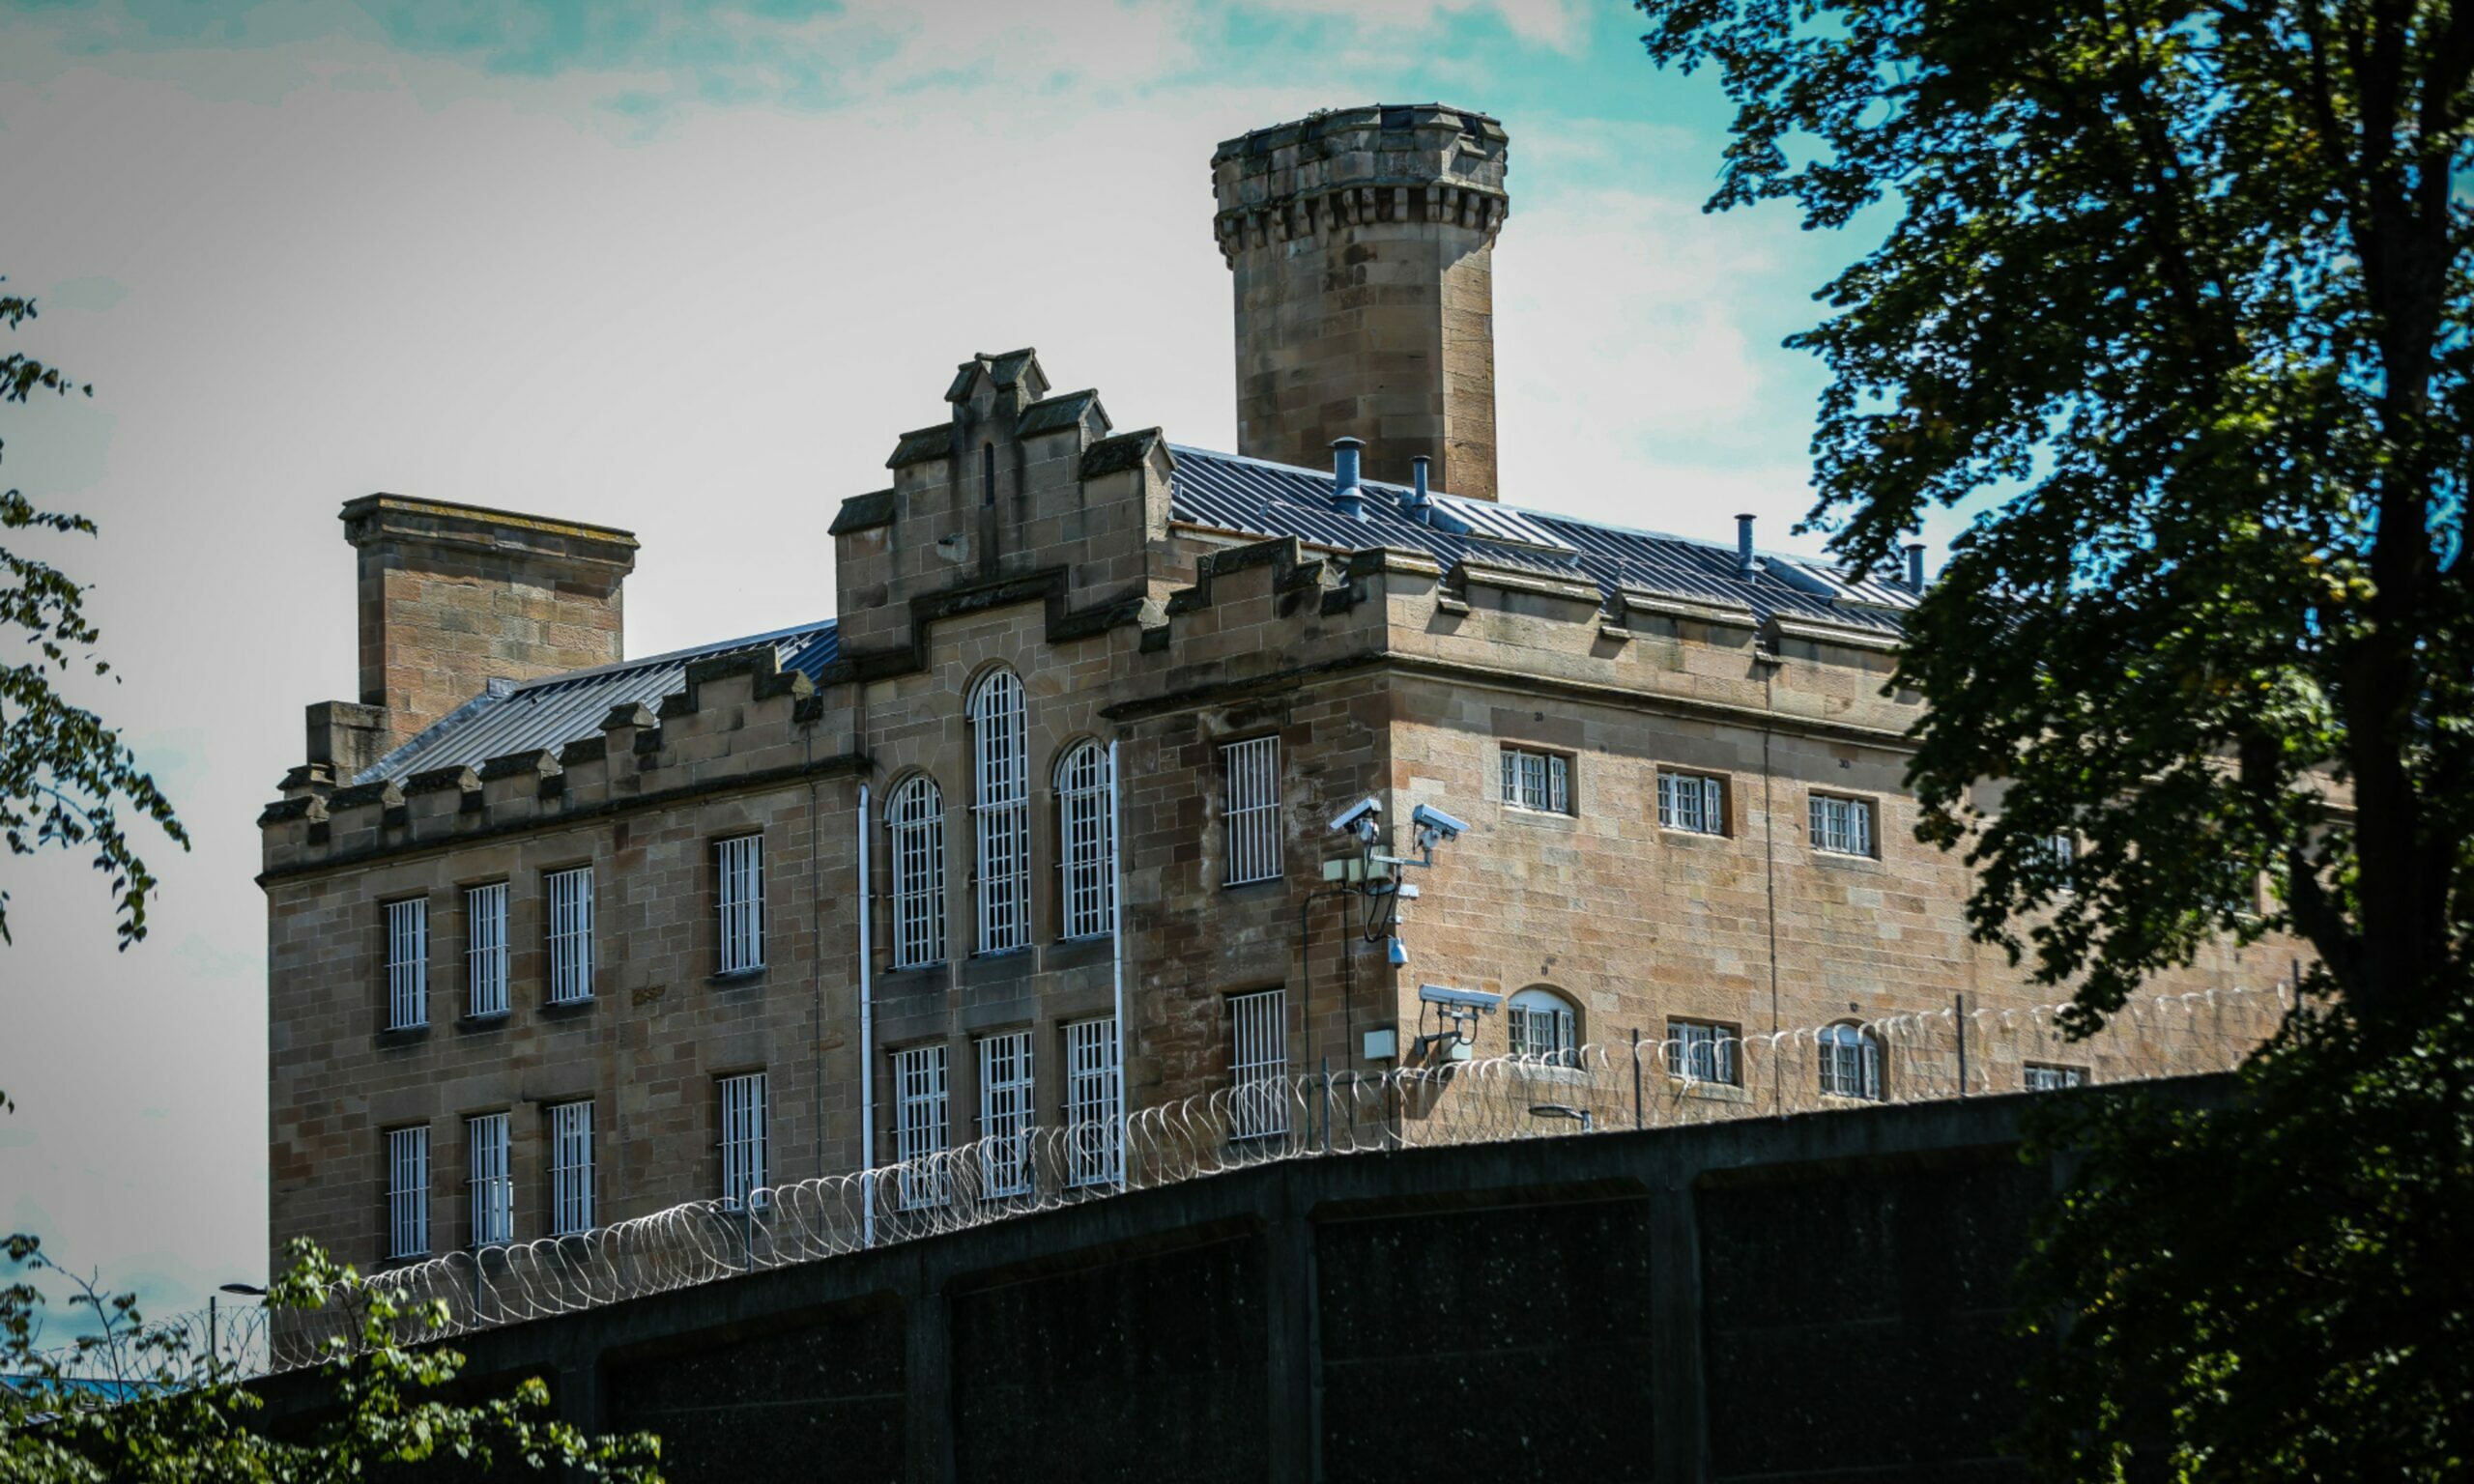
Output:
left=1656, top=825, right=1731, bottom=842
left=1221, top=875, right=1287, bottom=894
left=1501, top=806, right=1575, bottom=823
left=375, top=1024, right=431, bottom=1049
left=707, top=967, right=768, bottom=988
left=1809, top=849, right=1883, bottom=868
left=1500, top=1060, right=1591, bottom=1086
left=456, top=1012, right=510, bottom=1034
left=539, top=996, right=597, bottom=1020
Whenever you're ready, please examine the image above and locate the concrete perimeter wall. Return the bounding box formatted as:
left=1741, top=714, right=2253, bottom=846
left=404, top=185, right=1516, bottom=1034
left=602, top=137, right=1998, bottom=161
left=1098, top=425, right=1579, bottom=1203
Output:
left=262, top=1084, right=2208, bottom=1482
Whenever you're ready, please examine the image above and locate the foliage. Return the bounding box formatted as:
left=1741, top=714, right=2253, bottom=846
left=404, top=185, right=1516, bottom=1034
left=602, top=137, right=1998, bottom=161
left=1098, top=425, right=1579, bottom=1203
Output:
left=1, top=279, right=187, bottom=956
left=1636, top=0, right=2467, bottom=1032
left=1638, top=1, right=2472, bottom=1476
left=2015, top=1003, right=2473, bottom=1477
left=0, top=1235, right=664, bottom=1483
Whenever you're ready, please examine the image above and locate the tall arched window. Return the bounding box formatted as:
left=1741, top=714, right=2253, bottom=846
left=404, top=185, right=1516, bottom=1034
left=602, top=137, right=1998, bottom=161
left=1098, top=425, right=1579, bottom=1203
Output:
left=1506, top=986, right=1579, bottom=1067
left=888, top=776, right=946, bottom=970
left=1055, top=740, right=1114, bottom=941
left=1818, top=1022, right=1883, bottom=1101
left=970, top=669, right=1031, bottom=954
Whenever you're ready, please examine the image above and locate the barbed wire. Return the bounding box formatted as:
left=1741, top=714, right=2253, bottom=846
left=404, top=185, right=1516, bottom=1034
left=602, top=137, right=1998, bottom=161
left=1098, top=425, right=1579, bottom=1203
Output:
left=40, top=981, right=2289, bottom=1381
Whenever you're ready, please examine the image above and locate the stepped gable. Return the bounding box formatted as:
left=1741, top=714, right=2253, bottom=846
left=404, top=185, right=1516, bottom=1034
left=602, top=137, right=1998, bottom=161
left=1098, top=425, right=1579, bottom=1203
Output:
left=352, top=620, right=838, bottom=785
left=1164, top=444, right=1913, bottom=633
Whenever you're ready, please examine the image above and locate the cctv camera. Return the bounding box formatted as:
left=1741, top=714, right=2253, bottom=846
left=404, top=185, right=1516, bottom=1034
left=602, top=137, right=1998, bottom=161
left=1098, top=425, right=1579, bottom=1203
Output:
left=1329, top=797, right=1383, bottom=834
left=1411, top=803, right=1469, bottom=842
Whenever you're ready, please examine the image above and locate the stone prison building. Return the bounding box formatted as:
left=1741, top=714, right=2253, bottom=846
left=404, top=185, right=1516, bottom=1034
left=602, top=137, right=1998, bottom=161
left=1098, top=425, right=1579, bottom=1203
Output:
left=258, top=103, right=2288, bottom=1275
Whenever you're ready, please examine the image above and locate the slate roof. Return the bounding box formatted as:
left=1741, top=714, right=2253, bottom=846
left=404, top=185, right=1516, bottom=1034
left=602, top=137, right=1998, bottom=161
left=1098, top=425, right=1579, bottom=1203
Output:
left=1165, top=445, right=1914, bottom=631
left=356, top=621, right=839, bottom=785
left=353, top=444, right=1908, bottom=785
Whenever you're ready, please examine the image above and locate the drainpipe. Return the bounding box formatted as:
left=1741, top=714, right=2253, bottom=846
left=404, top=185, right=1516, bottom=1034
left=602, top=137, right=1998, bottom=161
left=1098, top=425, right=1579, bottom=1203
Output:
left=857, top=784, right=875, bottom=1247
left=1109, top=738, right=1128, bottom=1190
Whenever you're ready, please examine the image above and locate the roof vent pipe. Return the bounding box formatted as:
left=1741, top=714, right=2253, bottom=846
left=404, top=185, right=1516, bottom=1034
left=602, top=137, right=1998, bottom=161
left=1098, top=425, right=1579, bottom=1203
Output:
left=1905, top=542, right=1928, bottom=591
left=1736, top=513, right=1757, bottom=579
left=1331, top=437, right=1368, bottom=520
left=1404, top=455, right=1433, bottom=525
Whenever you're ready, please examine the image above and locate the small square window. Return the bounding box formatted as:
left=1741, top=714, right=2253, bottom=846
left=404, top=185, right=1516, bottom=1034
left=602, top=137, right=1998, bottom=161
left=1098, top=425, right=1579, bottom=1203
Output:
left=1656, top=771, right=1727, bottom=835
left=1808, top=794, right=1877, bottom=857
left=1499, top=747, right=1571, bottom=814
left=2025, top=1062, right=2088, bottom=1092
left=1666, top=1019, right=1740, bottom=1085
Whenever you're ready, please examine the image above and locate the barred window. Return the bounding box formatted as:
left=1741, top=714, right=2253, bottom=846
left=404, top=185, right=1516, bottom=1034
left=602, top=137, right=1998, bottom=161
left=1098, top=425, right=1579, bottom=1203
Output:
left=548, top=1099, right=594, bottom=1236
left=2025, top=1062, right=2088, bottom=1092
left=1055, top=741, right=1115, bottom=941
left=1507, top=987, right=1579, bottom=1067
left=977, top=1033, right=1034, bottom=1200
left=1064, top=1017, right=1121, bottom=1188
left=1808, top=794, right=1876, bottom=857
left=719, top=1072, right=767, bottom=1210
left=1819, top=1023, right=1883, bottom=1100
left=894, top=1044, right=949, bottom=1211
left=2042, top=833, right=2077, bottom=895
left=1222, top=736, right=1282, bottom=887
left=465, top=882, right=508, bottom=1018
left=889, top=776, right=947, bottom=969
left=467, top=1113, right=511, bottom=1248
left=384, top=897, right=428, bottom=1031
left=1499, top=747, right=1570, bottom=813
left=1667, top=1019, right=1740, bottom=1085
left=545, top=866, right=594, bottom=1004
left=1228, top=988, right=1288, bottom=1140
left=717, top=834, right=764, bottom=973
left=385, top=1126, right=429, bottom=1261
left=1657, top=771, right=1726, bottom=835
left=971, top=669, right=1032, bottom=955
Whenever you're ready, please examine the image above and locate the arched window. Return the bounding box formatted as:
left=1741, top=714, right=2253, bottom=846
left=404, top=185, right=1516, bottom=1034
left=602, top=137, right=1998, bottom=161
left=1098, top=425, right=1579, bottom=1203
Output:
left=1055, top=740, right=1114, bottom=941
left=1506, top=986, right=1579, bottom=1067
left=888, top=776, right=946, bottom=970
left=1818, top=1022, right=1883, bottom=1100
left=970, top=669, right=1031, bottom=954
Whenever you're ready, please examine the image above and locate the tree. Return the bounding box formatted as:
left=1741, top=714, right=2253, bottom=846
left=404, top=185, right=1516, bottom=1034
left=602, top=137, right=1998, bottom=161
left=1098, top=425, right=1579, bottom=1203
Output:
left=1636, top=2, right=2470, bottom=1476
left=2, top=280, right=187, bottom=960
left=1, top=1236, right=663, bottom=1482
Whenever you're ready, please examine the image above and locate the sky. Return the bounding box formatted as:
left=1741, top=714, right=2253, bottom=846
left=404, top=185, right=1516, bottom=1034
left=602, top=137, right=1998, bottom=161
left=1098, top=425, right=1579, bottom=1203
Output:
left=0, top=0, right=1951, bottom=1334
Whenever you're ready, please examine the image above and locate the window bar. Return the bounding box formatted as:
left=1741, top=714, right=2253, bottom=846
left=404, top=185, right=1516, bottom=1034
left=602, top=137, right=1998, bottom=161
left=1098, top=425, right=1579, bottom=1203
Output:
left=467, top=1113, right=511, bottom=1247
left=386, top=1126, right=429, bottom=1260
left=1065, top=1016, right=1121, bottom=1187
left=1229, top=988, right=1288, bottom=1139
left=720, top=1072, right=767, bottom=1209
left=386, top=899, right=427, bottom=1030
left=977, top=1034, right=1033, bottom=1199
left=547, top=867, right=593, bottom=1003
left=466, top=882, right=508, bottom=1018
left=549, top=1100, right=593, bottom=1236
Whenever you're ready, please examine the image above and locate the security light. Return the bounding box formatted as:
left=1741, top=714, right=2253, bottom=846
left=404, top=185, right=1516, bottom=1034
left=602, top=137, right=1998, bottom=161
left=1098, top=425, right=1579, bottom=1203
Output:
left=1529, top=1103, right=1594, bottom=1131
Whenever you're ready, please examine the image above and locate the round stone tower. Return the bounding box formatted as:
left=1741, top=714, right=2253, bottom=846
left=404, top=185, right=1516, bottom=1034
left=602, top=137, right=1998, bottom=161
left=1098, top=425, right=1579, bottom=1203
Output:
left=1212, top=103, right=1509, bottom=501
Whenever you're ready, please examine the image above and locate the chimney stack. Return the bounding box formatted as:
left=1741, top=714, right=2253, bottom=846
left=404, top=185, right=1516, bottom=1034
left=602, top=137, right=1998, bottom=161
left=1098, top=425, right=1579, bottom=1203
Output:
left=1737, top=514, right=1758, bottom=579
left=1905, top=542, right=1928, bottom=591
left=328, top=496, right=637, bottom=763
left=1213, top=103, right=1509, bottom=501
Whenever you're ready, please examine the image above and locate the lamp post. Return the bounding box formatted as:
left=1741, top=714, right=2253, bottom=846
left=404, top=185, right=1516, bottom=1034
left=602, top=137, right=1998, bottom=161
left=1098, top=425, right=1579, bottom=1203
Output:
left=210, top=1283, right=266, bottom=1372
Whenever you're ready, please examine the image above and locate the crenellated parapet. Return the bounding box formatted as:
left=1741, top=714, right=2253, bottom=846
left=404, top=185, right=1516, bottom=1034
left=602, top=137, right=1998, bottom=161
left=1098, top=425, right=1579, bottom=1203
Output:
left=258, top=647, right=861, bottom=878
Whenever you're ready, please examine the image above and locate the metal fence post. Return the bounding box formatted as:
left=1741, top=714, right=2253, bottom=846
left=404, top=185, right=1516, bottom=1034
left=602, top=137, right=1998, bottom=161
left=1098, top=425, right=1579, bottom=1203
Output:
left=1954, top=993, right=1969, bottom=1098
left=1632, top=1028, right=1644, bottom=1131
left=1320, top=1057, right=1331, bottom=1154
